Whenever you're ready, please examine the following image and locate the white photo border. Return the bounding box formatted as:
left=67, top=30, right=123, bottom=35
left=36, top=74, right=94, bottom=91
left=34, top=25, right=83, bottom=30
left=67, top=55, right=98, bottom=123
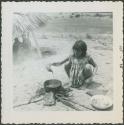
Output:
left=1, top=1, right=123, bottom=124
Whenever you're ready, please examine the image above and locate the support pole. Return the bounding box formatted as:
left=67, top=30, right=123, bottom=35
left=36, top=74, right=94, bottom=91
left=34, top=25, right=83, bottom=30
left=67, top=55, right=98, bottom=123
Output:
left=31, top=31, right=42, bottom=58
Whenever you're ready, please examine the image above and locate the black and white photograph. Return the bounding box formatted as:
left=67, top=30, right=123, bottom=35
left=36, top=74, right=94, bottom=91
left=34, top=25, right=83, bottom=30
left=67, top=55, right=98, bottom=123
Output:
left=1, top=2, right=123, bottom=124
left=13, top=12, right=113, bottom=111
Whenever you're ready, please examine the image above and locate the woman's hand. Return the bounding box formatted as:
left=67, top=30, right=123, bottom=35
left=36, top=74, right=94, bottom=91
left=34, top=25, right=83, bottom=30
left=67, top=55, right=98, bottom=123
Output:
left=46, top=63, right=53, bottom=73
left=46, top=62, right=61, bottom=72
left=93, top=65, right=98, bottom=76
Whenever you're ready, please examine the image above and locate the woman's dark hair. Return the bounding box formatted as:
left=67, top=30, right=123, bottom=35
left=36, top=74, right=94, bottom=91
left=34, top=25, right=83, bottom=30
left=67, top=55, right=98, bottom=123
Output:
left=72, top=40, right=87, bottom=57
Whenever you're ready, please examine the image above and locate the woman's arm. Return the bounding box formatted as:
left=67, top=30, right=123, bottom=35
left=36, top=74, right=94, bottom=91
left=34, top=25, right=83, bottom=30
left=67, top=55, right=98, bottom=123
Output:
left=88, top=56, right=98, bottom=75
left=46, top=57, right=69, bottom=72
left=52, top=57, right=69, bottom=66
left=93, top=64, right=98, bottom=75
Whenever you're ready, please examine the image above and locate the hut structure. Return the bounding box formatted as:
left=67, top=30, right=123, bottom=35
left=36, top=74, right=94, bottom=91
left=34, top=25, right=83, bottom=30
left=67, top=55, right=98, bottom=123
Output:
left=13, top=12, right=49, bottom=58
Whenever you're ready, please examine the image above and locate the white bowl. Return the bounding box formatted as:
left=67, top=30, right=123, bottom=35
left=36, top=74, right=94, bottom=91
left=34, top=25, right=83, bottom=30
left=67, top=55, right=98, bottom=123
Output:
left=91, top=95, right=113, bottom=110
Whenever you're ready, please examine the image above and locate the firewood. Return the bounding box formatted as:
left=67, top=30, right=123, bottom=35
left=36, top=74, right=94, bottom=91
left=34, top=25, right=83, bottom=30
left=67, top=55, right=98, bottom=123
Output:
left=55, top=94, right=96, bottom=111
left=13, top=96, right=44, bottom=108
left=55, top=95, right=82, bottom=111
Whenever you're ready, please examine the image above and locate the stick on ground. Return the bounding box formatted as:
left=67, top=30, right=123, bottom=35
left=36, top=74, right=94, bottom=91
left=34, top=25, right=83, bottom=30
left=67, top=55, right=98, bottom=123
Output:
left=13, top=97, right=44, bottom=108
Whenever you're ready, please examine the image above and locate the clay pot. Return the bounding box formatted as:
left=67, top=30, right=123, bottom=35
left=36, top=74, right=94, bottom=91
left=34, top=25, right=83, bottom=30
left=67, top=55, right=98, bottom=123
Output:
left=44, top=79, right=62, bottom=93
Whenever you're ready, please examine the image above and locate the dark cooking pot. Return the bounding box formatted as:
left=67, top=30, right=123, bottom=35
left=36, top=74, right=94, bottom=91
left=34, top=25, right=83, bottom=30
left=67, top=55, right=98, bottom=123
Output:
left=44, top=79, right=62, bottom=93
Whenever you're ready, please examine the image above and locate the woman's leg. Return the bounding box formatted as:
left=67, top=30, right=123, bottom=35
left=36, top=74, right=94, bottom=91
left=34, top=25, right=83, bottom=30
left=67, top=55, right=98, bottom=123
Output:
left=83, top=64, right=94, bottom=85
left=64, top=62, right=71, bottom=78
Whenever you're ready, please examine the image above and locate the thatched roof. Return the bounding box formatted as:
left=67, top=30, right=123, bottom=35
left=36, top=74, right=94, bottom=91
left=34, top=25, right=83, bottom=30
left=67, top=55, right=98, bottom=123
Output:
left=13, top=12, right=50, bottom=38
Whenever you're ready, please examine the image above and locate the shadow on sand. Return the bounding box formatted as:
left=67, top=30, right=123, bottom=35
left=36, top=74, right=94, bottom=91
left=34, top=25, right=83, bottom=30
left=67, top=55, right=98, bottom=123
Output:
left=87, top=81, right=102, bottom=89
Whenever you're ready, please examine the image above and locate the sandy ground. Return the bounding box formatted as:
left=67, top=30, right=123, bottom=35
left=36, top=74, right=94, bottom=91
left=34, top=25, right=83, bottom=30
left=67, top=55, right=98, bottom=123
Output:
left=13, top=14, right=113, bottom=111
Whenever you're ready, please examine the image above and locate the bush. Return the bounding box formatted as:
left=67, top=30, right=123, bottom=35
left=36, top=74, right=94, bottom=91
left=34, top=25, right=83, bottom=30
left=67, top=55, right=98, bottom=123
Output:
left=94, top=13, right=103, bottom=17
left=75, top=14, right=80, bottom=18
left=70, top=15, right=73, bottom=18
left=86, top=33, right=92, bottom=39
